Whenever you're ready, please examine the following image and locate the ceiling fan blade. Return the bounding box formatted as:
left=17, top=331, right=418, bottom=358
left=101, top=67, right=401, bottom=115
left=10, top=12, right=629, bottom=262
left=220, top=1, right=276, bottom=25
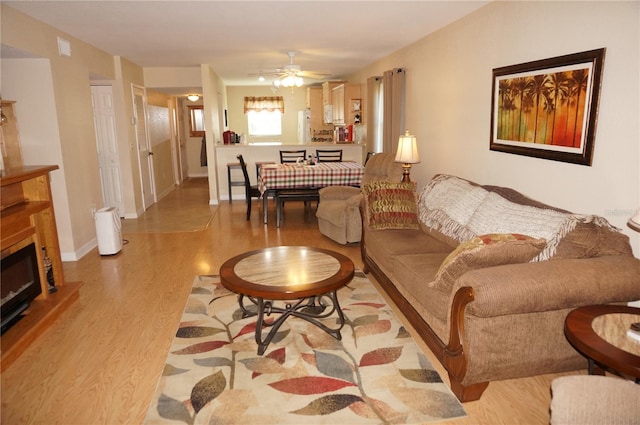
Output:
left=248, top=69, right=284, bottom=77
left=299, top=71, right=331, bottom=79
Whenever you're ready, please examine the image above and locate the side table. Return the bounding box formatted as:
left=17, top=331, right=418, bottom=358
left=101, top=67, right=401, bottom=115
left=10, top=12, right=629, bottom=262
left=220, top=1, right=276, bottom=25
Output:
left=564, top=304, right=640, bottom=381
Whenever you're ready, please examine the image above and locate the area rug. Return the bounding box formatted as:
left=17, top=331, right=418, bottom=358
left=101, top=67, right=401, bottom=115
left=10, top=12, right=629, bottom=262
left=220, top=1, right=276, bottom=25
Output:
left=144, top=272, right=466, bottom=425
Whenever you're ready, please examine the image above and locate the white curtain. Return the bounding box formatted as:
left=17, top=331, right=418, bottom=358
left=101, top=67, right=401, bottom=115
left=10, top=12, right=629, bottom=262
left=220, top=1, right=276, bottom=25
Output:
left=382, top=68, right=406, bottom=154
left=366, top=76, right=383, bottom=153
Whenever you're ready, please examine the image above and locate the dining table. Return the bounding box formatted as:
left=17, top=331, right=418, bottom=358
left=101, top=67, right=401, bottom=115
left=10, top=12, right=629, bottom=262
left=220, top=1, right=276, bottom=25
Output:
left=258, top=161, right=365, bottom=224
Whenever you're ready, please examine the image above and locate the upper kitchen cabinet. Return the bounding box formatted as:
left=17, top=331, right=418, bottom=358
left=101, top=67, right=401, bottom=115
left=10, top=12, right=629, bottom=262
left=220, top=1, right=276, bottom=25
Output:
left=321, top=81, right=345, bottom=124
left=306, top=86, right=333, bottom=141
left=331, top=83, right=361, bottom=126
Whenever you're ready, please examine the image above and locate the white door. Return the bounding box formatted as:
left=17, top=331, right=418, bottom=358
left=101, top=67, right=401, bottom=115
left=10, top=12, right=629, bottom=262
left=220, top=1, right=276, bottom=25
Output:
left=132, top=85, right=155, bottom=209
left=91, top=85, right=124, bottom=215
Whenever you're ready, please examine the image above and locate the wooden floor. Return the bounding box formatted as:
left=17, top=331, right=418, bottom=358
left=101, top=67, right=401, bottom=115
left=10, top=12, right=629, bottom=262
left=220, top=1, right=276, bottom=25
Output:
left=0, top=178, right=584, bottom=425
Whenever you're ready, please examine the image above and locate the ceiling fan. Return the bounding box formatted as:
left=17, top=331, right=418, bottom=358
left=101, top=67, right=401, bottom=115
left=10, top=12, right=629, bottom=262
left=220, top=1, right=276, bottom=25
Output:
left=250, top=51, right=330, bottom=87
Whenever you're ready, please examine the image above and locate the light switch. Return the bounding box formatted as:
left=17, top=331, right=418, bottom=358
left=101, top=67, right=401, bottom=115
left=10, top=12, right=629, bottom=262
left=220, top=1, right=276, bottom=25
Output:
left=57, top=37, right=71, bottom=57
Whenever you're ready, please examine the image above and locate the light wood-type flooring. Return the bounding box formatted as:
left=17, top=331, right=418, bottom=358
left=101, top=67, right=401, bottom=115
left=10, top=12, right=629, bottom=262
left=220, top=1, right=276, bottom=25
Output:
left=1, top=178, right=585, bottom=425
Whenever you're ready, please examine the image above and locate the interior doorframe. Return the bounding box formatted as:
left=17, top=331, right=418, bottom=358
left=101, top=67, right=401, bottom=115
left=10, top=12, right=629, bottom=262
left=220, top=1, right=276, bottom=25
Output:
left=131, top=84, right=156, bottom=210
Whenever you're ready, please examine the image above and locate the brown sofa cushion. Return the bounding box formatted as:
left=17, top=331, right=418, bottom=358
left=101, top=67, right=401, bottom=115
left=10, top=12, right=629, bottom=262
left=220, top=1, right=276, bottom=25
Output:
left=434, top=233, right=547, bottom=291
left=555, top=220, right=633, bottom=259
left=363, top=181, right=419, bottom=230
left=364, top=228, right=452, bottom=272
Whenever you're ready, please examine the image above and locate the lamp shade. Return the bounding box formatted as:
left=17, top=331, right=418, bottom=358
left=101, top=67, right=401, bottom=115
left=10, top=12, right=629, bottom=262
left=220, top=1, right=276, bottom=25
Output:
left=629, top=208, right=640, bottom=232
left=395, top=130, right=420, bottom=164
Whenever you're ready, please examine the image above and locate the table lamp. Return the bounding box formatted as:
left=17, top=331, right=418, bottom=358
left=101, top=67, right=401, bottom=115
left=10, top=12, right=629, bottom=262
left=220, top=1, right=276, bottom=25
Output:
left=395, top=129, right=420, bottom=182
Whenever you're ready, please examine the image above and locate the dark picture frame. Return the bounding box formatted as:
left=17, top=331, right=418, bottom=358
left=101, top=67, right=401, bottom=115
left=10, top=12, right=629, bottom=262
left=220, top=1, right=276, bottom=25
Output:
left=490, top=48, right=605, bottom=166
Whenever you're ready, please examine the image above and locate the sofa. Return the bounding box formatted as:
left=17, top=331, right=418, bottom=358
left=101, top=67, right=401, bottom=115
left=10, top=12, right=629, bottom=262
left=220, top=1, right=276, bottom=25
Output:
left=360, top=173, right=640, bottom=402
left=316, top=153, right=402, bottom=244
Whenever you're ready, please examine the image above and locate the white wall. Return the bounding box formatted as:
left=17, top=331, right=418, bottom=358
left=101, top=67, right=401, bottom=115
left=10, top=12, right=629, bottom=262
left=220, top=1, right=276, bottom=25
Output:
left=350, top=1, right=639, bottom=255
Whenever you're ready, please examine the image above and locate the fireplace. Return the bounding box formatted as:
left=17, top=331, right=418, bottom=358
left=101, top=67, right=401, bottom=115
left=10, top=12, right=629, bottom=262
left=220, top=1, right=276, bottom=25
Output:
left=1, top=243, right=42, bottom=334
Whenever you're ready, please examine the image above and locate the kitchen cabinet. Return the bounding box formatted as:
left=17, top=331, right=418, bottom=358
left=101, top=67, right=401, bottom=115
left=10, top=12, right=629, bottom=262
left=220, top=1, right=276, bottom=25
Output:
left=331, top=83, right=361, bottom=126
left=321, top=81, right=345, bottom=124
left=306, top=86, right=333, bottom=141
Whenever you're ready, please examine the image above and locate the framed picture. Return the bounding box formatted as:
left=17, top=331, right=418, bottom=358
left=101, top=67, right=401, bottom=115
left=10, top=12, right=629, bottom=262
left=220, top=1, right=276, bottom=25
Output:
left=351, top=99, right=361, bottom=111
left=490, top=48, right=605, bottom=166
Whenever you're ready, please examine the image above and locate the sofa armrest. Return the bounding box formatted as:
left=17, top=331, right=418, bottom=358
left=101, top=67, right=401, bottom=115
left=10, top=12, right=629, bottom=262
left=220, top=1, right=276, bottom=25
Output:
left=319, top=186, right=361, bottom=201
left=451, top=256, right=640, bottom=317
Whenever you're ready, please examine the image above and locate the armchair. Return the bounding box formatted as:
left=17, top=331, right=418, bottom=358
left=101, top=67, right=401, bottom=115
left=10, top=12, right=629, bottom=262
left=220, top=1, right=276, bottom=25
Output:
left=316, top=153, right=403, bottom=244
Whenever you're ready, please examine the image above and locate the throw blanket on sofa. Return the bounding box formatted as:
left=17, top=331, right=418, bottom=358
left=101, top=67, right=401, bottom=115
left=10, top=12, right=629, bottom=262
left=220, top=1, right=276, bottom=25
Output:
left=418, top=174, right=621, bottom=261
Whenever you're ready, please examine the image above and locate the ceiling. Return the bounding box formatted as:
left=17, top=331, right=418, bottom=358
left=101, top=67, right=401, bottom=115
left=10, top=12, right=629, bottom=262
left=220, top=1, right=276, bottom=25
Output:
left=4, top=1, right=488, bottom=93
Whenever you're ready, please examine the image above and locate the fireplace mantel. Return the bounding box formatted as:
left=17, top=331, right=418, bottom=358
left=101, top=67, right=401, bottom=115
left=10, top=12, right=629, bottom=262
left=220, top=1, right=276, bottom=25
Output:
left=1, top=165, right=82, bottom=371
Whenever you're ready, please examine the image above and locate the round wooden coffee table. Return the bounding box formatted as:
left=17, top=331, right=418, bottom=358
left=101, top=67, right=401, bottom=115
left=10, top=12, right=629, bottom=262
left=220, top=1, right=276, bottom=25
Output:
left=565, top=304, right=640, bottom=381
left=219, top=246, right=354, bottom=355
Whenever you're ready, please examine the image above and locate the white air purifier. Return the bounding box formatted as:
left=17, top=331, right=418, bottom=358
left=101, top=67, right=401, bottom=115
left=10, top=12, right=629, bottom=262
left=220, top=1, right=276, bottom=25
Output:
left=94, top=207, right=122, bottom=255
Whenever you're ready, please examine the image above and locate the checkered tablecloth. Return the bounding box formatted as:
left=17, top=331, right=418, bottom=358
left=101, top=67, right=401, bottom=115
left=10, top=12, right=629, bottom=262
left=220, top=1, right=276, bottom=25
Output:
left=258, top=162, right=364, bottom=194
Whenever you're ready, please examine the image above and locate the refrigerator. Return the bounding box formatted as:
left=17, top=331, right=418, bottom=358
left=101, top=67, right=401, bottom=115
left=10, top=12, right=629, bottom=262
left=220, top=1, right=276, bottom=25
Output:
left=297, top=110, right=311, bottom=144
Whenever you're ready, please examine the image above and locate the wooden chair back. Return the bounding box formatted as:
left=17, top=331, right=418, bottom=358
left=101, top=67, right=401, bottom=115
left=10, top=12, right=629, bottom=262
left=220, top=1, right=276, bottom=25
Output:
left=316, top=149, right=343, bottom=162
left=279, top=150, right=307, bottom=164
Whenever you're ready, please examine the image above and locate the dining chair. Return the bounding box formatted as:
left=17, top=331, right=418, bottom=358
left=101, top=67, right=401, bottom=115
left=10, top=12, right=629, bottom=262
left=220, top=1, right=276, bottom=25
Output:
left=316, top=149, right=343, bottom=162
left=279, top=150, right=306, bottom=164
left=276, top=189, right=320, bottom=228
left=237, top=154, right=261, bottom=220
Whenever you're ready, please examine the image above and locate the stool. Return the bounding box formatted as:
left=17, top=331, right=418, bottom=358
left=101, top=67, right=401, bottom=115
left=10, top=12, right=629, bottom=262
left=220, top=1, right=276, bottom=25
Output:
left=227, top=162, right=244, bottom=203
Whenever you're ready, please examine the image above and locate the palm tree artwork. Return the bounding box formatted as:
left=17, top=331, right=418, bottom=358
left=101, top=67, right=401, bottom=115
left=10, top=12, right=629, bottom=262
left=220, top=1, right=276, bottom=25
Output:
left=496, top=67, right=592, bottom=148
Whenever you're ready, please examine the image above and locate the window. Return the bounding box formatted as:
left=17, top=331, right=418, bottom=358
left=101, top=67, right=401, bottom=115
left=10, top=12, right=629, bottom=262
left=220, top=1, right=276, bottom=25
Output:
left=247, top=110, right=282, bottom=136
left=244, top=96, right=284, bottom=138
left=188, top=105, right=205, bottom=137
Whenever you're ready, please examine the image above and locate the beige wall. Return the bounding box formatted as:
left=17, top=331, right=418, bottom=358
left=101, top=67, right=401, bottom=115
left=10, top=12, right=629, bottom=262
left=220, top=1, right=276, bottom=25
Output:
left=180, top=98, right=208, bottom=178
left=348, top=1, right=639, bottom=255
left=226, top=86, right=308, bottom=145
left=143, top=67, right=202, bottom=90
left=146, top=90, right=175, bottom=199
left=1, top=5, right=116, bottom=260
left=201, top=64, right=226, bottom=203
left=3, top=1, right=638, bottom=257
left=115, top=57, right=146, bottom=218
left=1, top=5, right=154, bottom=258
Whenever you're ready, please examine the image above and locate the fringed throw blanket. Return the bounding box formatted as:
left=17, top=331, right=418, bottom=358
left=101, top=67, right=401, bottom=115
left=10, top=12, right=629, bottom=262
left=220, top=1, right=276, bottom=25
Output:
left=418, top=175, right=623, bottom=261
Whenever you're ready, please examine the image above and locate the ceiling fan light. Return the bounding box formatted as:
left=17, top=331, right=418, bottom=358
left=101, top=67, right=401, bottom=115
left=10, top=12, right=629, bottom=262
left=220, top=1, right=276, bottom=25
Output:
left=258, top=74, right=265, bottom=82
left=282, top=75, right=295, bottom=87
left=187, top=94, right=200, bottom=102
left=295, top=76, right=304, bottom=87
left=273, top=80, right=281, bottom=87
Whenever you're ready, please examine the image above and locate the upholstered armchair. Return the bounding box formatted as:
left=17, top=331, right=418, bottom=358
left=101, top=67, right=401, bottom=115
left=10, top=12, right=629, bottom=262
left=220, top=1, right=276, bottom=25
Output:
left=550, top=375, right=640, bottom=424
left=316, top=153, right=403, bottom=244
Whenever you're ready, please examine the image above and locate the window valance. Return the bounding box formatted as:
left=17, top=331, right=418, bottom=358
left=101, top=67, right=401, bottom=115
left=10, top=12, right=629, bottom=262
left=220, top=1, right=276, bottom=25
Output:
left=244, top=96, right=284, bottom=113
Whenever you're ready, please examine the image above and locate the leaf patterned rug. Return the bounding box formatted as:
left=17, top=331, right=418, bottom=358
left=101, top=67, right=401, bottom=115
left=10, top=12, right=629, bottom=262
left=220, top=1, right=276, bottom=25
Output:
left=144, top=272, right=466, bottom=425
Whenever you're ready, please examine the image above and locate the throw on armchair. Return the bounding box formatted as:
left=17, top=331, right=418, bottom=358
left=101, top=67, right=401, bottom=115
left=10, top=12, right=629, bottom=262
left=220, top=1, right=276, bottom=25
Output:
left=316, top=153, right=403, bottom=244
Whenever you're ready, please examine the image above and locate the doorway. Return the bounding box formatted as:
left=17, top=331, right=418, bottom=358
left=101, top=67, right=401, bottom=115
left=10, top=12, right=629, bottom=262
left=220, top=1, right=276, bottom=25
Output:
left=91, top=85, right=125, bottom=216
left=132, top=84, right=156, bottom=210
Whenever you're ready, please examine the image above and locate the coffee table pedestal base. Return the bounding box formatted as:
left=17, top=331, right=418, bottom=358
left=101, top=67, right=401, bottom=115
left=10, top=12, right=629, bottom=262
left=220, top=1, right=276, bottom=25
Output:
left=238, top=291, right=345, bottom=355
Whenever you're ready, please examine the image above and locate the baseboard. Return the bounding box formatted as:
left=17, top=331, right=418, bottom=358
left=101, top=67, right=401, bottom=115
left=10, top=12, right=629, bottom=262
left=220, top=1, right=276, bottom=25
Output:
left=156, top=184, right=176, bottom=201
left=61, top=238, right=97, bottom=262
